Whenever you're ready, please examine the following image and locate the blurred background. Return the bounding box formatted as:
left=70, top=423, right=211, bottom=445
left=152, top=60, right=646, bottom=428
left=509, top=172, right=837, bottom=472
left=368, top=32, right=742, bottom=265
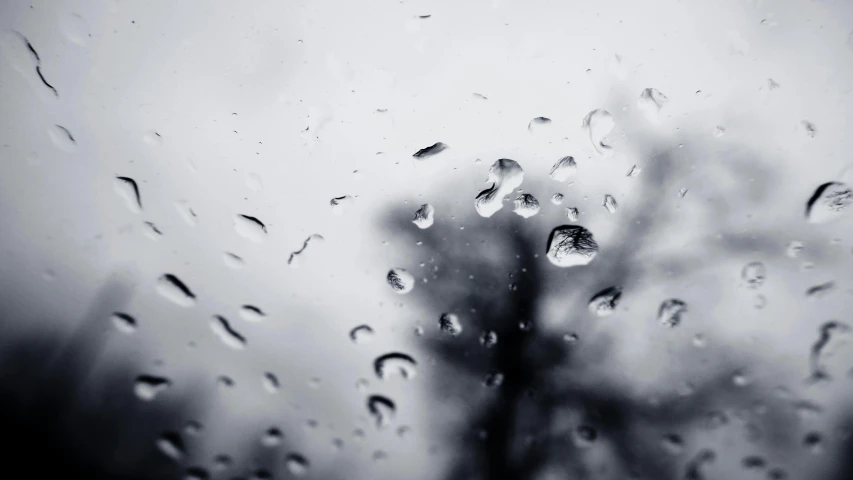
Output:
left=2, top=0, right=853, bottom=478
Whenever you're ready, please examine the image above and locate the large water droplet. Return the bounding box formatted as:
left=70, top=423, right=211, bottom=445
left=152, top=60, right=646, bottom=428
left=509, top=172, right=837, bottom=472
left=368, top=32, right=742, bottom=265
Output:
left=637, top=88, right=669, bottom=123
left=588, top=286, right=622, bottom=316
left=349, top=324, right=374, bottom=344
left=262, top=372, right=280, bottom=393
left=374, top=352, right=417, bottom=380
left=156, top=274, right=196, bottom=307
left=111, top=312, right=137, bottom=333
left=234, top=214, right=267, bottom=243
left=210, top=316, right=246, bottom=350
left=741, top=262, right=766, bottom=289
left=545, top=225, right=598, bottom=267
left=330, top=195, right=354, bottom=215
left=806, top=182, right=852, bottom=223
left=582, top=109, right=614, bottom=156
left=114, top=176, right=142, bottom=213
left=48, top=125, right=76, bottom=152
left=288, top=234, right=324, bottom=267
left=367, top=395, right=396, bottom=428
left=513, top=194, right=540, bottom=218
left=658, top=299, right=687, bottom=327
left=387, top=268, right=415, bottom=294
left=135, top=374, right=171, bottom=400
left=156, top=432, right=185, bottom=461
left=285, top=454, right=310, bottom=476
left=239, top=305, right=265, bottom=322
left=438, top=313, right=463, bottom=336
left=412, top=142, right=448, bottom=159
left=602, top=194, right=618, bottom=213
left=475, top=159, right=524, bottom=217
left=549, top=156, right=577, bottom=182
left=412, top=204, right=435, bottom=229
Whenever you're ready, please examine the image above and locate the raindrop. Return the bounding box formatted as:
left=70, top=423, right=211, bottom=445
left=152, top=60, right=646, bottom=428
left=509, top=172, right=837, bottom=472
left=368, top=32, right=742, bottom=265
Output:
left=786, top=241, right=804, bottom=258
left=549, top=156, right=577, bottom=182
left=753, top=294, right=767, bottom=309
left=288, top=234, right=324, bottom=267
left=527, top=116, right=552, bottom=132
left=210, top=316, right=246, bottom=350
left=513, top=194, right=540, bottom=218
left=684, top=449, right=716, bottom=480
left=156, top=274, right=196, bottom=307
left=627, top=165, right=642, bottom=178
left=693, top=334, right=707, bottom=348
left=658, top=299, right=687, bottom=327
left=438, top=313, right=463, bottom=335
left=480, top=331, right=498, bottom=348
left=741, top=262, right=766, bottom=289
left=483, top=372, right=504, bottom=388
left=806, top=281, right=835, bottom=300
left=637, top=88, right=669, bottom=123
left=588, top=286, right=622, bottom=317
left=222, top=253, right=245, bottom=271
left=802, top=121, right=816, bottom=138
left=261, top=427, right=283, bottom=447
left=475, top=159, right=524, bottom=217
left=234, top=214, right=267, bottom=243
left=678, top=188, right=689, bottom=198
left=156, top=432, right=185, bottom=461
left=397, top=425, right=412, bottom=438
left=545, top=225, right=598, bottom=267
left=713, top=126, right=726, bottom=138
left=175, top=201, right=198, bottom=226
left=262, top=372, right=280, bottom=393
left=602, top=194, right=618, bottom=213
left=803, top=431, right=823, bottom=454
left=374, top=352, right=417, bottom=380
left=143, top=131, right=163, bottom=146
left=111, top=312, right=137, bottom=333
left=413, top=142, right=448, bottom=159
left=135, top=375, right=171, bottom=401
left=349, top=325, right=374, bottom=344
left=768, top=467, right=788, bottom=479
left=661, top=433, right=684, bottom=455
left=143, top=221, right=162, bottom=240
left=217, top=375, right=235, bottom=388
left=0, top=30, right=57, bottom=96
left=59, top=12, right=89, bottom=46
left=809, top=321, right=849, bottom=381
left=551, top=193, right=564, bottom=205
left=184, top=421, right=203, bottom=436
left=412, top=204, right=435, bottom=229
left=48, top=125, right=76, bottom=152
left=573, top=425, right=597, bottom=447
left=583, top=109, right=615, bottom=156
left=114, top=176, right=142, bottom=213
left=213, top=454, right=232, bottom=471
left=742, top=456, right=766, bottom=469
left=387, top=268, right=415, bottom=294
left=239, top=305, right=265, bottom=322
left=284, top=453, right=310, bottom=476
left=367, top=395, right=396, bottom=428
left=806, top=182, right=852, bottom=223
left=566, top=207, right=579, bottom=222
left=330, top=195, right=355, bottom=215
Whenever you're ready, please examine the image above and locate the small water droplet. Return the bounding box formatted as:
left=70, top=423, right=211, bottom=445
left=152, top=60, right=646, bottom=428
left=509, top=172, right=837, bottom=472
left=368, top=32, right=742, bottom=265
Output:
left=156, top=432, right=185, bottom=460
left=741, top=261, right=766, bottom=289
left=563, top=332, right=579, bottom=343
left=367, top=395, right=396, bottom=428
left=806, top=281, right=835, bottom=300
left=573, top=425, right=597, bottom=447
left=732, top=370, right=751, bottom=386
left=546, top=225, right=598, bottom=267
left=111, top=312, right=137, bottom=333
left=223, top=252, right=245, bottom=269
left=262, top=372, right=280, bottom=393
left=413, top=142, right=448, bottom=159
left=661, top=433, right=684, bottom=455
left=284, top=453, right=310, bottom=476
left=184, top=421, right=202, bottom=436
left=114, top=176, right=142, bottom=213
left=637, top=88, right=669, bottom=123
left=627, top=165, right=642, bottom=178
left=387, top=268, right=415, bottom=294
left=217, top=375, right=235, bottom=388
left=397, top=425, right=412, bottom=438
left=234, top=214, right=267, bottom=243
left=483, top=372, right=504, bottom=388
left=657, top=299, right=687, bottom=327
left=786, top=241, right=804, bottom=258
left=527, top=116, right=552, bottom=132
left=678, top=187, right=689, bottom=198
left=741, top=455, right=766, bottom=469
left=143, top=130, right=163, bottom=146
left=349, top=324, right=374, bottom=344
left=288, top=234, right=324, bottom=267
left=0, top=30, right=57, bottom=97
left=59, top=12, right=89, bottom=46
left=156, top=274, right=196, bottom=307
left=480, top=330, right=498, bottom=348
left=713, top=126, right=726, bottom=138
left=588, top=286, right=622, bottom=317
left=602, top=194, right=618, bottom=213
left=802, top=120, right=817, bottom=138
left=175, top=201, right=198, bottom=226
left=768, top=467, right=788, bottom=479
left=475, top=159, right=524, bottom=217
left=549, top=156, right=577, bottom=182
left=330, top=195, right=355, bottom=215
left=753, top=294, right=767, bottom=309
left=566, top=207, right=579, bottom=222
left=143, top=221, right=162, bottom=240
left=513, top=194, right=540, bottom=218
left=213, top=454, right=232, bottom=471
left=438, top=313, right=463, bottom=335
left=48, top=125, right=76, bottom=152
left=806, top=182, right=852, bottom=223
left=685, top=449, right=716, bottom=479
left=239, top=305, right=265, bottom=322
left=803, top=431, right=823, bottom=454
left=245, top=172, right=263, bottom=192
left=210, top=315, right=246, bottom=350
left=809, top=321, right=849, bottom=380
left=135, top=374, right=171, bottom=400
left=374, top=352, right=417, bottom=380
left=412, top=204, right=435, bottom=229
left=262, top=427, right=283, bottom=447
left=551, top=193, right=564, bottom=205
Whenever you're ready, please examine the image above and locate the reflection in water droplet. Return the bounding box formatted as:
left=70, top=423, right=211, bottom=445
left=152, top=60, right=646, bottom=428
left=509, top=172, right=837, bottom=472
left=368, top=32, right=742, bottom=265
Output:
left=413, top=142, right=448, bottom=159
left=48, top=125, right=76, bottom=152
left=588, top=286, right=622, bottom=317
left=602, top=194, right=618, bottom=213
left=367, top=395, right=396, bottom=428
left=546, top=225, right=598, bottom=267
left=806, top=182, right=852, bottom=223
left=223, top=252, right=245, bottom=269
left=637, top=88, right=669, bottom=123
left=387, top=268, right=415, bottom=294
left=111, top=312, right=137, bottom=333
left=156, top=432, right=185, bottom=461
left=288, top=234, right=324, bottom=267
left=806, top=281, right=835, bottom=300
left=551, top=193, right=564, bottom=205
left=234, top=214, right=267, bottom=243
left=285, top=453, right=310, bottom=476
left=374, top=352, right=417, bottom=380
left=549, top=156, right=577, bottom=182
left=175, top=201, right=198, bottom=226
left=412, top=204, right=435, bottom=229
left=475, top=159, right=524, bottom=217
left=157, top=274, right=196, bottom=307
left=262, top=372, right=280, bottom=393
left=480, top=330, right=498, bottom=348
left=350, top=324, right=374, bottom=344
left=239, top=305, right=265, bottom=322
left=566, top=207, right=579, bottom=222
left=135, top=375, right=171, bottom=400
left=114, top=176, right=142, bottom=213
left=330, top=195, right=355, bottom=215
left=210, top=316, right=246, bottom=350
left=658, top=299, right=687, bottom=327
left=741, top=262, right=766, bottom=289
left=262, top=427, right=283, bottom=447
left=513, top=194, right=540, bottom=218
left=582, top=109, right=614, bottom=156
left=438, top=313, right=463, bottom=335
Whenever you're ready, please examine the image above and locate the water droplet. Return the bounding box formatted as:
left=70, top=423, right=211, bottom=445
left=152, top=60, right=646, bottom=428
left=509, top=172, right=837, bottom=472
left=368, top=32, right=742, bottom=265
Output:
left=753, top=294, right=767, bottom=309
left=657, top=299, right=687, bottom=327
left=768, top=467, right=788, bottom=479
left=0, top=30, right=57, bottom=97
left=156, top=274, right=196, bottom=307
left=234, top=214, right=267, bottom=243
left=143, top=221, right=162, bottom=240
left=480, top=331, right=498, bottom=348
left=684, top=449, right=716, bottom=480
left=156, top=432, right=185, bottom=461
left=48, top=125, right=76, bottom=152
left=59, top=12, right=89, bottom=46
left=111, top=312, right=137, bottom=333
left=184, top=421, right=203, bottom=436
left=785, top=241, right=804, bottom=258
left=475, top=159, right=524, bottom=217
left=802, top=120, right=817, bottom=138
left=223, top=252, right=245, bottom=269
left=374, top=352, right=417, bottom=380
left=217, top=375, right=235, bottom=388
left=285, top=453, right=310, bottom=476
left=250, top=468, right=271, bottom=480
left=175, top=201, right=198, bottom=226
left=549, top=156, right=577, bottom=182
left=397, top=425, right=412, bottom=438
left=213, top=454, right=232, bottom=471
left=573, top=425, right=597, bottom=447
left=367, top=395, right=396, bottom=428
left=627, top=165, right=642, bottom=178
left=732, top=370, right=751, bottom=386
left=742, top=455, right=766, bottom=469
left=566, top=207, right=579, bottom=222
left=551, top=193, right=564, bottom=205
left=806, top=182, right=852, bottom=223
left=803, top=431, right=823, bottom=454
left=809, top=321, right=849, bottom=380
left=483, top=372, right=504, bottom=388
left=262, top=372, right=280, bottom=393
left=602, top=194, right=618, bottom=213
left=288, top=234, right=324, bottom=267
left=412, top=204, right=435, bottom=229
left=143, top=130, right=163, bottom=146
left=387, top=268, right=415, bottom=294
left=513, top=194, right=540, bottom=218
left=210, top=315, right=246, bottom=350
left=239, top=305, right=265, bottom=322
left=135, top=374, right=171, bottom=400
left=661, top=433, right=684, bottom=455
left=438, top=313, right=463, bottom=335
left=678, top=187, right=689, bottom=198
left=588, top=286, right=622, bottom=317
left=713, top=126, right=726, bottom=138
left=114, top=176, right=142, bottom=213
left=806, top=281, right=835, bottom=300
left=545, top=225, right=599, bottom=267
left=582, top=109, right=615, bottom=156
left=527, top=116, right=552, bottom=132
left=349, top=324, right=374, bottom=344
left=245, top=172, right=263, bottom=192
left=413, top=142, right=448, bottom=159
left=330, top=195, right=355, bottom=215
left=741, top=262, right=766, bottom=289
left=262, top=427, right=283, bottom=447
left=563, top=332, right=579, bottom=343
left=637, top=88, right=669, bottom=123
